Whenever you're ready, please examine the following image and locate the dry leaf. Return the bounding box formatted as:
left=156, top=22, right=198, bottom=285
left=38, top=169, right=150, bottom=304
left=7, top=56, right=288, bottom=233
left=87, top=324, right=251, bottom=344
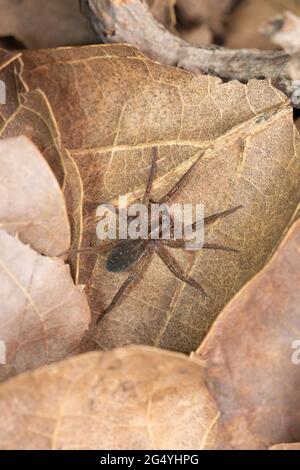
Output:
left=0, top=346, right=217, bottom=450
left=197, top=218, right=300, bottom=449
left=225, top=0, right=300, bottom=49
left=0, top=136, right=70, bottom=257
left=19, top=44, right=300, bottom=353
left=0, top=135, right=90, bottom=381
left=0, top=0, right=98, bottom=48
left=0, top=229, right=91, bottom=382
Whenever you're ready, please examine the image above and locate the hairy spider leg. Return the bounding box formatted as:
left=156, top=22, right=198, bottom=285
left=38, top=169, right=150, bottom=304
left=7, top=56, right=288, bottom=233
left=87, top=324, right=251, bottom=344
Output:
left=143, top=146, right=159, bottom=205
left=156, top=150, right=205, bottom=205
left=155, top=242, right=207, bottom=297
left=163, top=205, right=243, bottom=250
left=148, top=149, right=205, bottom=238
left=97, top=244, right=155, bottom=323
left=62, top=238, right=126, bottom=258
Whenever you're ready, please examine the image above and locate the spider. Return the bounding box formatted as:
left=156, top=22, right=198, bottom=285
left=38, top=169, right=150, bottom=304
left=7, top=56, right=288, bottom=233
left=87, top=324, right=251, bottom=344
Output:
left=75, top=147, right=242, bottom=323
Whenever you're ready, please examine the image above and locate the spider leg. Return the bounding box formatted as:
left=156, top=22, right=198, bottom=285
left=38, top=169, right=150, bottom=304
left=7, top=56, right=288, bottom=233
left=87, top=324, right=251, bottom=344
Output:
left=202, top=243, right=239, bottom=253
left=162, top=239, right=238, bottom=252
left=143, top=146, right=159, bottom=205
left=62, top=239, right=126, bottom=258
left=161, top=206, right=243, bottom=251
left=203, top=205, right=243, bottom=228
left=96, top=245, right=154, bottom=323
left=157, top=150, right=205, bottom=205
left=156, top=243, right=207, bottom=297
left=179, top=205, right=243, bottom=233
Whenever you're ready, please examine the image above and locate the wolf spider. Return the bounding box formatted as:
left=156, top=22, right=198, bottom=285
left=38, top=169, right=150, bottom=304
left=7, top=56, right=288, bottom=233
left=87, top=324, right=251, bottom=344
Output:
left=76, top=147, right=242, bottom=323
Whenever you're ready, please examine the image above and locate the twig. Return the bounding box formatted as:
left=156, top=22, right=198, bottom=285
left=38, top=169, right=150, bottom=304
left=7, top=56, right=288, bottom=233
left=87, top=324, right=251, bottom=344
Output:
left=81, top=0, right=300, bottom=103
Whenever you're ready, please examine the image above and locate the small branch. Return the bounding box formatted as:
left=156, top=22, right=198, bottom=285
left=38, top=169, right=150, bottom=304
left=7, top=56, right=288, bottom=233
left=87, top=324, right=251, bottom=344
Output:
left=81, top=0, right=300, bottom=103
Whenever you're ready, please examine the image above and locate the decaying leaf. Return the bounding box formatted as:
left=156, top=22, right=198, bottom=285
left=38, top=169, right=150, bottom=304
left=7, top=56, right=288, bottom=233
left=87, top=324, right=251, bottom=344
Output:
left=0, top=136, right=70, bottom=257
left=0, top=135, right=90, bottom=381
left=197, top=218, right=300, bottom=449
left=0, top=346, right=217, bottom=450
left=18, top=44, right=300, bottom=353
left=0, top=0, right=98, bottom=48
left=225, top=0, right=300, bottom=49
left=0, top=229, right=91, bottom=382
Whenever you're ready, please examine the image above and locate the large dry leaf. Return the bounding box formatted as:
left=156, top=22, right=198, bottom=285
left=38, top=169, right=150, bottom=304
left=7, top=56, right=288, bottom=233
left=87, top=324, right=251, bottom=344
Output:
left=0, top=0, right=97, bottom=48
left=0, top=229, right=91, bottom=382
left=19, top=44, right=300, bottom=353
left=0, top=136, right=70, bottom=257
left=197, top=218, right=300, bottom=449
left=0, top=346, right=217, bottom=450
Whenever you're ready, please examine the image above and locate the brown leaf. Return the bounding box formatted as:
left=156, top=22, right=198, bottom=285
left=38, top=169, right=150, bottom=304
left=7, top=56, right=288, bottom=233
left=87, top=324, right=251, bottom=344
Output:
left=19, top=44, right=300, bottom=353
left=197, top=218, right=300, bottom=449
left=0, top=229, right=91, bottom=382
left=225, top=0, right=300, bottom=50
left=0, top=135, right=90, bottom=381
left=0, top=0, right=97, bottom=48
left=0, top=346, right=217, bottom=450
left=0, top=136, right=70, bottom=257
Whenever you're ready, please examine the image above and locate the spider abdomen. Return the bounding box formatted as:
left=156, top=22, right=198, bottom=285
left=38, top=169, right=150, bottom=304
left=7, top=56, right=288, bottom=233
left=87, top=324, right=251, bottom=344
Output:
left=106, top=239, right=147, bottom=272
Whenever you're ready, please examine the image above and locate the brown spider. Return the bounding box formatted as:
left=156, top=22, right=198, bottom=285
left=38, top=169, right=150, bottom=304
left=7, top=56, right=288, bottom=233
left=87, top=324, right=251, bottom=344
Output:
left=74, top=147, right=242, bottom=323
